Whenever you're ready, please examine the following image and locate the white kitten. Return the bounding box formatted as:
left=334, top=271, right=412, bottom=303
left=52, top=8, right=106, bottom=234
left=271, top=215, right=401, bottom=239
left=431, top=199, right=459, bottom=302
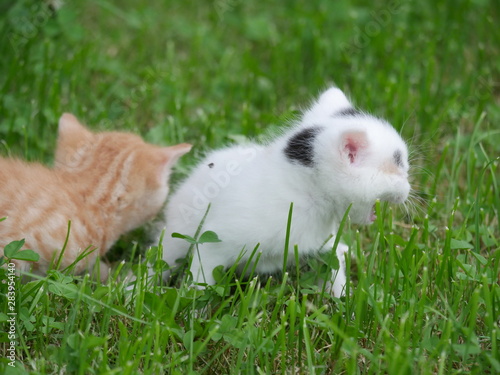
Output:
left=157, top=87, right=411, bottom=296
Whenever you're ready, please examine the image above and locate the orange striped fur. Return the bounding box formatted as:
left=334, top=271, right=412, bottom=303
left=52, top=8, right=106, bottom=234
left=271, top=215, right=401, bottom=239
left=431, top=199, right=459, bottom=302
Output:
left=0, top=113, right=191, bottom=280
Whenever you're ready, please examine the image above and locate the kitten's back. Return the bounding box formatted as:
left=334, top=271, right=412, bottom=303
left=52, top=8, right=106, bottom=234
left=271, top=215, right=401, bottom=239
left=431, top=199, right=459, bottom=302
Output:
left=0, top=158, right=88, bottom=273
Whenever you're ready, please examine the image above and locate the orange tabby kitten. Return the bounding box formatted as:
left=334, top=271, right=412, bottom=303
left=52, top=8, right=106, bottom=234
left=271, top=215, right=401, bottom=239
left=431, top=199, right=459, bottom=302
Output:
left=0, top=113, right=191, bottom=280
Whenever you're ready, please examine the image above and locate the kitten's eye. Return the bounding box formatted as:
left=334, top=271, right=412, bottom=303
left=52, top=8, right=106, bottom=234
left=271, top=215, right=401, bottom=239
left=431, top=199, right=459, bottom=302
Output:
left=393, top=150, right=403, bottom=168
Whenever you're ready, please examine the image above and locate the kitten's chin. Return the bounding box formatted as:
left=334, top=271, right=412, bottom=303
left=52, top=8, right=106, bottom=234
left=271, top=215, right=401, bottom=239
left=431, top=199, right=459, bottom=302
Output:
left=362, top=205, right=377, bottom=224
left=350, top=207, right=377, bottom=225
left=364, top=208, right=377, bottom=224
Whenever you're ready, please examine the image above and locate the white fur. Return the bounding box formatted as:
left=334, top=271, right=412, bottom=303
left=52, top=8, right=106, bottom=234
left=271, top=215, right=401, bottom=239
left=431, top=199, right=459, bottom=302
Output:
left=157, top=87, right=411, bottom=296
left=301, top=87, right=352, bottom=125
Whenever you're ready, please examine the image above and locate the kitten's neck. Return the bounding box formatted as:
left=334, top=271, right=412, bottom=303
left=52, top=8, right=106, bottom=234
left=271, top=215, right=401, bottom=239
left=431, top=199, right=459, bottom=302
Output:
left=269, top=146, right=345, bottom=225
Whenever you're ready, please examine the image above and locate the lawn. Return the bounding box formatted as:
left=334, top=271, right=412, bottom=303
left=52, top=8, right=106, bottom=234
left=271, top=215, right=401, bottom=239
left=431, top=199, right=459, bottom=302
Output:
left=0, top=0, right=499, bottom=374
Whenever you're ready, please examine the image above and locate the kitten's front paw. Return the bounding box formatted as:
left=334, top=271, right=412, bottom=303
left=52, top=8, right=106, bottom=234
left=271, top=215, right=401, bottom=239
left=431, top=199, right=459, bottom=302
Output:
left=323, top=273, right=346, bottom=298
left=319, top=242, right=348, bottom=297
left=336, top=243, right=349, bottom=267
left=336, top=242, right=348, bottom=254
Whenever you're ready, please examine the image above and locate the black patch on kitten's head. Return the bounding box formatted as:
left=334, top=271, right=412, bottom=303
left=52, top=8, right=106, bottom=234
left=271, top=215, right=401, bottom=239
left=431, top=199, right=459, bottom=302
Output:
left=393, top=150, right=403, bottom=167
left=284, top=127, right=322, bottom=167
left=336, top=107, right=362, bottom=117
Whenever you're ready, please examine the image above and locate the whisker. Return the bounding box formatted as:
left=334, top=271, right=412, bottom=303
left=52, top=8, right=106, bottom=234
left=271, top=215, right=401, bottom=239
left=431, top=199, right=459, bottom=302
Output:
left=399, top=111, right=416, bottom=136
left=409, top=166, right=433, bottom=177
left=396, top=188, right=430, bottom=222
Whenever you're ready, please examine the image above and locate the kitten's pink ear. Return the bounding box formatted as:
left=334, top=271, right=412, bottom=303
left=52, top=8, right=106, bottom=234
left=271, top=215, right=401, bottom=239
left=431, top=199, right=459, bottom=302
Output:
left=155, top=143, right=192, bottom=181
left=55, top=113, right=94, bottom=167
left=58, top=113, right=93, bottom=141
left=162, top=143, right=192, bottom=166
left=302, top=87, right=353, bottom=123
left=317, top=87, right=351, bottom=111
left=340, top=131, right=368, bottom=164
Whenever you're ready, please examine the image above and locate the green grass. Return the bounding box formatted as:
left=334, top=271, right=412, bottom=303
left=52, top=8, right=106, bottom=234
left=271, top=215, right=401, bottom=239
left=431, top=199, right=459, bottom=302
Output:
left=1, top=0, right=499, bottom=373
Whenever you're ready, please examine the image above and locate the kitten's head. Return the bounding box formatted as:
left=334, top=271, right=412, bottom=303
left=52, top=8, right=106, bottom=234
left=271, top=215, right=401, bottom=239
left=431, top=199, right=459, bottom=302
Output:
left=288, top=87, right=411, bottom=224
left=55, top=113, right=191, bottom=231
